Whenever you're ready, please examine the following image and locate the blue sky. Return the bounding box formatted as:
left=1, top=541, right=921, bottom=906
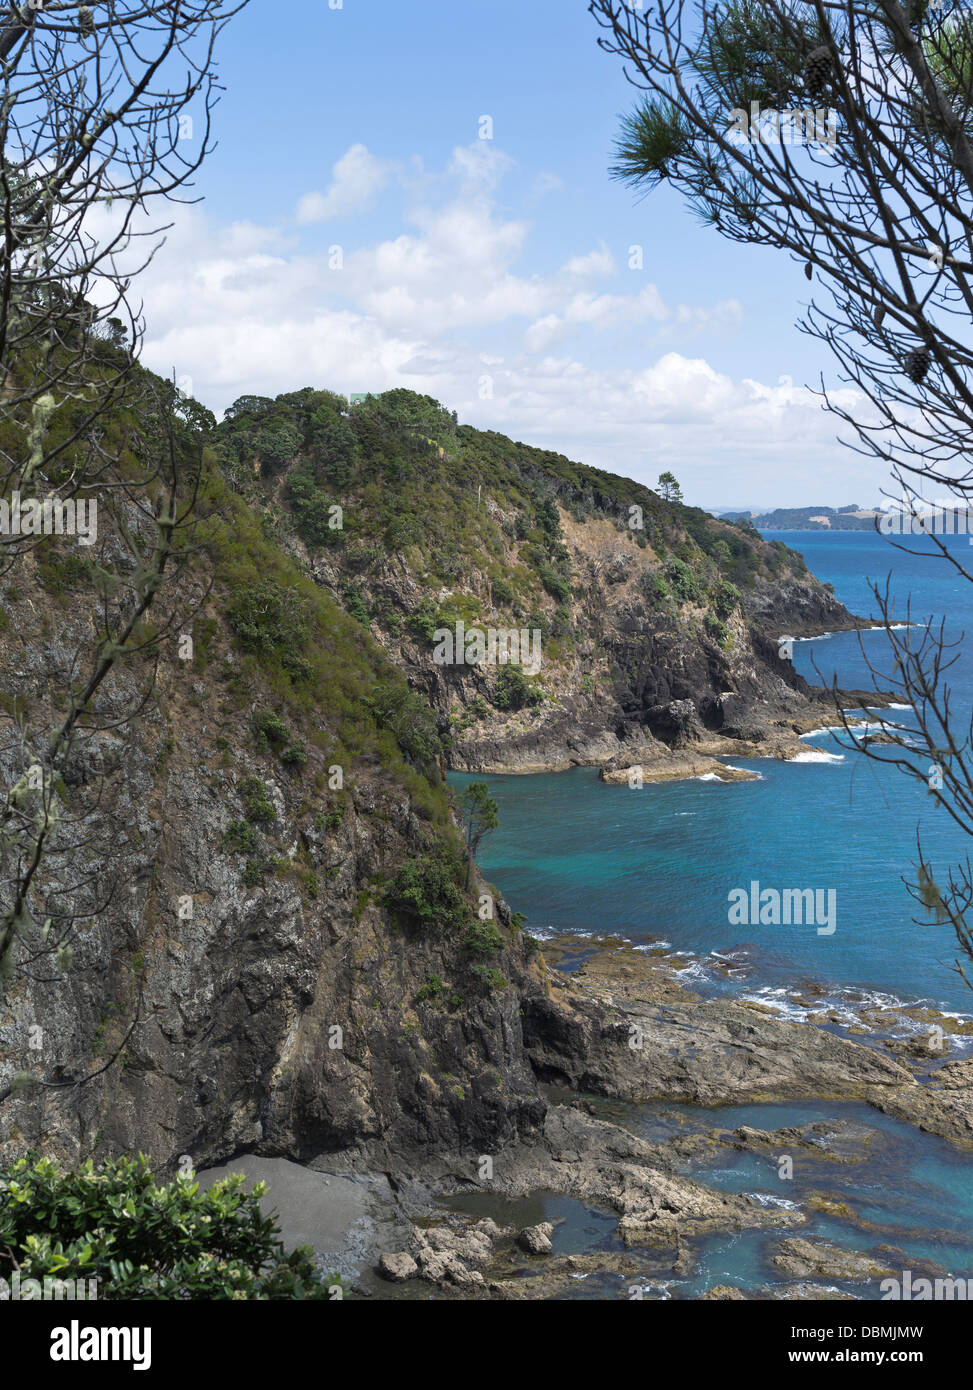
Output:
left=134, top=0, right=887, bottom=509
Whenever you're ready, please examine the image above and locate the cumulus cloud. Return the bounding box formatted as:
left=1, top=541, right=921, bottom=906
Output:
left=133, top=140, right=874, bottom=506
left=295, top=143, right=392, bottom=224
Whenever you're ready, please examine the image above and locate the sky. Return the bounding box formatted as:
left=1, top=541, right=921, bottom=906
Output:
left=132, top=0, right=889, bottom=510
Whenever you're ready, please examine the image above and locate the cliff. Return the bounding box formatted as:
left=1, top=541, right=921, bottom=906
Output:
left=0, top=380, right=869, bottom=1183
left=215, top=387, right=863, bottom=779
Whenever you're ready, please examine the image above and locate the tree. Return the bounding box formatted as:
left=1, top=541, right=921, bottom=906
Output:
left=711, top=539, right=733, bottom=574
left=658, top=471, right=683, bottom=504
left=0, top=0, right=245, bottom=1108
left=457, top=782, right=499, bottom=889
left=589, top=0, right=973, bottom=981
left=0, top=1153, right=335, bottom=1299
left=0, top=0, right=247, bottom=510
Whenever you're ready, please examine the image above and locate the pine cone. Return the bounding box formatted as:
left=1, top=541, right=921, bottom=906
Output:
left=904, top=348, right=931, bottom=384
left=804, top=46, right=832, bottom=101
left=79, top=6, right=94, bottom=36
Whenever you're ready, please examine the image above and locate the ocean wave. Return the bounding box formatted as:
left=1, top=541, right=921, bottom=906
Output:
left=787, top=750, right=846, bottom=763
left=747, top=1193, right=800, bottom=1210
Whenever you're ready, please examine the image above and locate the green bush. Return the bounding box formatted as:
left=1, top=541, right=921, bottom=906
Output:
left=226, top=580, right=312, bottom=681
left=364, top=681, right=441, bottom=768
left=251, top=709, right=290, bottom=751
left=0, top=1153, right=335, bottom=1299
left=537, top=562, right=571, bottom=603
left=492, top=665, right=540, bottom=712
left=281, top=740, right=308, bottom=770
left=712, top=580, right=740, bottom=620
left=222, top=820, right=261, bottom=856
left=667, top=557, right=703, bottom=604
left=416, top=973, right=445, bottom=1002
left=238, top=775, right=276, bottom=824
left=491, top=576, right=514, bottom=605
left=386, top=849, right=468, bottom=930
left=463, top=918, right=505, bottom=958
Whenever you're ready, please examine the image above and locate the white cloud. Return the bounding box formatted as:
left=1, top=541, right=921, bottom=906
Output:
left=295, top=143, right=392, bottom=224
left=133, top=141, right=879, bottom=507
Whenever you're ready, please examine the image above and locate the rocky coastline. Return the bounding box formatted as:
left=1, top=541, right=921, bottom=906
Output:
left=243, top=931, right=973, bottom=1300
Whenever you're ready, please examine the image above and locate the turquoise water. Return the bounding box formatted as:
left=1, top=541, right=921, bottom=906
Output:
left=452, top=530, right=973, bottom=1018
left=446, top=530, right=973, bottom=1296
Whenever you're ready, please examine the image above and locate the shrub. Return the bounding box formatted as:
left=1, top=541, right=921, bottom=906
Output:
left=666, top=557, right=703, bottom=604
left=255, top=420, right=301, bottom=475
left=463, top=918, right=505, bottom=958
left=492, top=665, right=540, bottom=712
left=226, top=581, right=311, bottom=681
left=251, top=709, right=290, bottom=751
left=407, top=597, right=441, bottom=645
left=712, top=580, right=740, bottom=620
left=222, top=820, right=261, bottom=856
left=281, top=740, right=308, bottom=770
left=386, top=849, right=468, bottom=931
left=364, top=681, right=441, bottom=767
left=0, top=1154, right=334, bottom=1299
left=491, top=576, right=514, bottom=606
left=416, top=973, right=445, bottom=1002
left=238, top=776, right=276, bottom=824
left=704, top=612, right=730, bottom=647
left=537, top=562, right=571, bottom=603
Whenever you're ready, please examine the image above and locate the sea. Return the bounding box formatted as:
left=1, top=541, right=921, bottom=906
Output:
left=448, top=528, right=973, bottom=1298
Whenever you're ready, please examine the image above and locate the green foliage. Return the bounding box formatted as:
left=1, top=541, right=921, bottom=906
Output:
left=226, top=581, right=312, bottom=682
left=0, top=1154, right=335, bottom=1299
left=251, top=709, right=290, bottom=751
left=386, top=847, right=469, bottom=931
left=456, top=781, right=499, bottom=886
left=221, top=820, right=261, bottom=856
left=462, top=918, right=505, bottom=959
left=537, top=562, right=571, bottom=602
left=492, top=665, right=540, bottom=711
left=238, top=776, right=276, bottom=824
left=657, top=470, right=684, bottom=504
left=491, top=575, right=514, bottom=605
left=287, top=464, right=342, bottom=548
left=364, top=681, right=441, bottom=768
left=416, top=973, right=445, bottom=1002
left=611, top=98, right=694, bottom=188
left=36, top=543, right=93, bottom=596
left=712, top=580, right=741, bottom=620
left=407, top=597, right=441, bottom=644
left=475, top=966, right=508, bottom=992
left=254, top=420, right=301, bottom=475
left=704, top=612, right=731, bottom=648
left=281, top=739, right=308, bottom=770
left=666, top=557, right=703, bottom=604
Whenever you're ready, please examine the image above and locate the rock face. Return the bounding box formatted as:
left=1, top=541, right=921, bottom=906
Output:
left=0, top=585, right=545, bottom=1175
left=522, top=973, right=916, bottom=1109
